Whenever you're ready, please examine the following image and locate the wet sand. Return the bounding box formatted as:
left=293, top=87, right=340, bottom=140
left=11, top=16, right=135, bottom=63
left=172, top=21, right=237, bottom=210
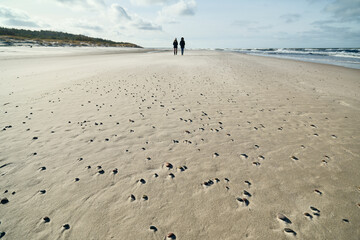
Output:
left=0, top=48, right=359, bottom=239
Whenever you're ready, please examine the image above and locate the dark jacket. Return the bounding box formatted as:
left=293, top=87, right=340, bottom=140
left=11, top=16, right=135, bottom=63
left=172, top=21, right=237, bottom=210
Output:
left=180, top=40, right=185, bottom=48
left=173, top=40, right=178, bottom=48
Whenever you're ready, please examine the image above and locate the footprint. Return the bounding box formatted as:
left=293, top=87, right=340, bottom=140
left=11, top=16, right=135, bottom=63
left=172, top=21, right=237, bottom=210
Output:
left=291, top=156, right=299, bottom=161
left=243, top=190, right=252, bottom=197
left=203, top=179, right=214, bottom=187
left=277, top=213, right=292, bottom=224
left=236, top=197, right=250, bottom=206
left=213, top=152, right=219, bottom=158
left=1, top=198, right=9, bottom=204
left=314, top=189, right=322, bottom=195
left=164, top=162, right=173, bottom=169
left=138, top=179, right=146, bottom=184
left=43, top=216, right=51, bottom=223
left=149, top=226, right=157, bottom=232
left=129, top=194, right=136, bottom=202
left=252, top=161, right=260, bottom=166
left=304, top=212, right=313, bottom=219
left=167, top=233, right=176, bottom=239
left=62, top=224, right=70, bottom=230
left=331, top=135, right=337, bottom=139
left=240, top=154, right=248, bottom=160
left=310, top=206, right=320, bottom=213
left=242, top=182, right=251, bottom=190
left=0, top=232, right=5, bottom=238
left=284, top=228, right=296, bottom=236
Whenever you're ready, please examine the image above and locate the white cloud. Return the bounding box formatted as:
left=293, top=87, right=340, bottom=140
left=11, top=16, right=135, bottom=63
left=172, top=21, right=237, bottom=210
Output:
left=130, top=0, right=171, bottom=6
left=0, top=5, right=43, bottom=28
left=160, top=0, right=196, bottom=16
left=110, top=4, right=162, bottom=31
left=73, top=20, right=103, bottom=32
left=55, top=0, right=105, bottom=10
left=111, top=4, right=132, bottom=21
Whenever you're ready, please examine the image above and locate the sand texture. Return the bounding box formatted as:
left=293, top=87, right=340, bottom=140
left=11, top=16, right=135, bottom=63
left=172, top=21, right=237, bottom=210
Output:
left=0, top=49, right=359, bottom=239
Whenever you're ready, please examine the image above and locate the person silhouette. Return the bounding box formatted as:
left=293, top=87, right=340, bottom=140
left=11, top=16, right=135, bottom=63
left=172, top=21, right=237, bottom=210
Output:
left=173, top=38, right=178, bottom=55
left=180, top=37, right=185, bottom=55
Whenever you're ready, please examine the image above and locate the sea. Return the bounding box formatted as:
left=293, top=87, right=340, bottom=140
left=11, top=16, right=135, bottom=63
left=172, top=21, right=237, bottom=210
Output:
left=225, top=48, right=360, bottom=70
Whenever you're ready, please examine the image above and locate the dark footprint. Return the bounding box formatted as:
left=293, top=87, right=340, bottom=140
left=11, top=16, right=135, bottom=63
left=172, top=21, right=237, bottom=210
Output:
left=164, top=162, right=173, bottom=169
left=277, top=213, right=292, bottom=224
left=240, top=154, right=248, bottom=159
left=63, top=224, right=70, bottom=230
left=203, top=179, right=214, bottom=187
left=130, top=194, right=136, bottom=202
left=1, top=198, right=9, bottom=204
left=310, top=206, right=320, bottom=213
left=291, top=156, right=299, bottom=161
left=138, top=179, right=146, bottom=184
left=284, top=228, right=296, bottom=236
left=342, top=218, right=349, bottom=223
left=43, top=216, right=51, bottom=223
left=149, top=226, right=157, bottom=232
left=304, top=212, right=313, bottom=219
left=244, top=181, right=251, bottom=187
left=314, top=189, right=322, bottom=195
left=243, top=190, right=252, bottom=197
left=0, top=232, right=5, bottom=239
left=113, top=168, right=118, bottom=174
left=236, top=197, right=250, bottom=206
left=167, top=233, right=176, bottom=239
left=142, top=195, right=148, bottom=201
left=213, top=152, right=219, bottom=157
left=39, top=190, right=46, bottom=194
left=98, top=170, right=105, bottom=174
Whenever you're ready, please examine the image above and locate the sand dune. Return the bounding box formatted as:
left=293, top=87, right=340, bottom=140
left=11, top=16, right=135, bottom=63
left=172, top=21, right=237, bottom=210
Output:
left=0, top=48, right=359, bottom=239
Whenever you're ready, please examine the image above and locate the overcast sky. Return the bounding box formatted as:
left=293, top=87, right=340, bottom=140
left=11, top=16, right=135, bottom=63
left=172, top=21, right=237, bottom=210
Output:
left=0, top=0, right=359, bottom=48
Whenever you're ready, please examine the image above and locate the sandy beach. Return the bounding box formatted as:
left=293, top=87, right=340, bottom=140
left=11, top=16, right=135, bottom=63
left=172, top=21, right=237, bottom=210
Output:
left=0, top=48, right=359, bottom=240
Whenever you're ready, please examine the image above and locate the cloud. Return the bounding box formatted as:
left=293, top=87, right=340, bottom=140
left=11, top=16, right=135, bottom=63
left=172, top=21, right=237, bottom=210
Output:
left=280, top=14, right=301, bottom=23
left=0, top=6, right=41, bottom=28
left=130, top=0, right=171, bottom=6
left=325, top=0, right=360, bottom=22
left=132, top=19, right=162, bottom=30
left=55, top=0, right=106, bottom=10
left=110, top=4, right=162, bottom=31
left=111, top=4, right=132, bottom=21
left=160, top=0, right=196, bottom=17
left=73, top=21, right=103, bottom=32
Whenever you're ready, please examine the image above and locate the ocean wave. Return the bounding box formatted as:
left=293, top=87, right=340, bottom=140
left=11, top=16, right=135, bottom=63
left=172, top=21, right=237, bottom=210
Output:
left=229, top=48, right=360, bottom=69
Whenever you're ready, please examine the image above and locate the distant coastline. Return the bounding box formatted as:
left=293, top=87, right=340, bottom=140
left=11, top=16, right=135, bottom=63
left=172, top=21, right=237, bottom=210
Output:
left=226, top=48, right=360, bottom=70
left=0, top=27, right=142, bottom=48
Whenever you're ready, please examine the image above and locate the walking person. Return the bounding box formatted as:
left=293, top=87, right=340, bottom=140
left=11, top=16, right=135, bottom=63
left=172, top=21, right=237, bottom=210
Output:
left=173, top=38, right=178, bottom=55
left=180, top=37, right=185, bottom=55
